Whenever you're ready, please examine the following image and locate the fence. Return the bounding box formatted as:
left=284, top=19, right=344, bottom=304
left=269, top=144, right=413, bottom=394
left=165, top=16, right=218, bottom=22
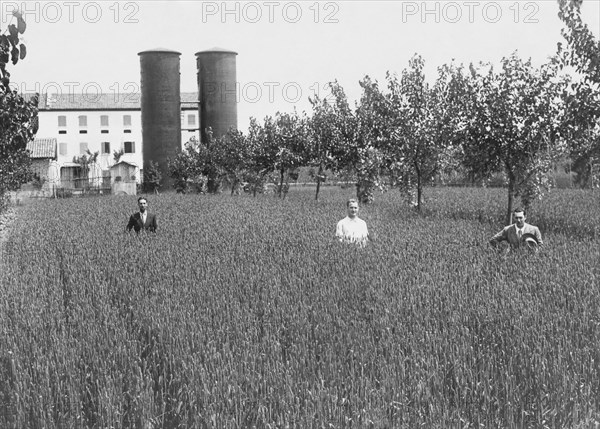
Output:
left=13, top=174, right=138, bottom=200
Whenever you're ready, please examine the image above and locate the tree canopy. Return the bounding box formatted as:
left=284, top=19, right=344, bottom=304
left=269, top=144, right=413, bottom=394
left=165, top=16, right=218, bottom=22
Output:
left=1, top=11, right=38, bottom=211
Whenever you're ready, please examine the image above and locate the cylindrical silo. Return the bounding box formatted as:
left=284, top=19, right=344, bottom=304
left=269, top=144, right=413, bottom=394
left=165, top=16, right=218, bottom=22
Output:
left=195, top=48, right=238, bottom=145
left=138, top=48, right=181, bottom=190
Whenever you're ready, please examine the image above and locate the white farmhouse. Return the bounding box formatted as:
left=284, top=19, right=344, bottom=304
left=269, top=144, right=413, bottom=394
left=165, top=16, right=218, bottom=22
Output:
left=29, top=92, right=199, bottom=192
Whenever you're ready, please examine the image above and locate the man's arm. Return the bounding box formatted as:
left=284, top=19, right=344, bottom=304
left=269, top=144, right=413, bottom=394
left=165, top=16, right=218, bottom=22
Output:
left=126, top=214, right=135, bottom=232
left=534, top=226, right=543, bottom=246
left=335, top=220, right=344, bottom=242
left=150, top=214, right=157, bottom=232
left=363, top=220, right=369, bottom=241
left=489, top=227, right=507, bottom=246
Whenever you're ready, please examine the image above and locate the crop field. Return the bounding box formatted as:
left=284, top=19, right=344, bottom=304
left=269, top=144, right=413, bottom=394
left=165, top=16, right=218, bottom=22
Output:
left=0, top=186, right=599, bottom=428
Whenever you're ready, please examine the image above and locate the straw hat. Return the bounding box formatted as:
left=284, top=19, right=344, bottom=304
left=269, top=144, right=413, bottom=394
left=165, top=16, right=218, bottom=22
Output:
left=521, top=233, right=539, bottom=250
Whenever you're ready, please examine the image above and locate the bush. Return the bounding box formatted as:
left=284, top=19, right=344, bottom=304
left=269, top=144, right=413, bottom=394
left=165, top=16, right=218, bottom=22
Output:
left=55, top=187, right=73, bottom=198
left=143, top=161, right=162, bottom=194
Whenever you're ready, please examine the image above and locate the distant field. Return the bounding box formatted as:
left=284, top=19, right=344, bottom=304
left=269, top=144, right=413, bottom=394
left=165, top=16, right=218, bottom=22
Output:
left=1, top=187, right=599, bottom=428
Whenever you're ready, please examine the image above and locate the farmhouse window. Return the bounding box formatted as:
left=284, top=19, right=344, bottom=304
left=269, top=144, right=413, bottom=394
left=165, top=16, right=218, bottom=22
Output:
left=123, top=115, right=132, bottom=126
left=58, top=116, right=67, bottom=127
left=80, top=142, right=88, bottom=154
left=124, top=141, right=135, bottom=153
left=78, top=115, right=87, bottom=127
left=101, top=142, right=110, bottom=154
left=100, top=115, right=109, bottom=127
left=59, top=143, right=67, bottom=156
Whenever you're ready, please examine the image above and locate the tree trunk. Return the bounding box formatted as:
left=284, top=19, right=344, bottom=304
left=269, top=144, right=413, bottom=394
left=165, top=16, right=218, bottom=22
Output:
left=417, top=176, right=423, bottom=212
left=314, top=163, right=323, bottom=201
left=356, top=179, right=374, bottom=204
left=415, top=161, right=422, bottom=212
left=206, top=166, right=219, bottom=193
left=506, top=175, right=515, bottom=226
left=278, top=168, right=285, bottom=198
left=207, top=178, right=219, bottom=193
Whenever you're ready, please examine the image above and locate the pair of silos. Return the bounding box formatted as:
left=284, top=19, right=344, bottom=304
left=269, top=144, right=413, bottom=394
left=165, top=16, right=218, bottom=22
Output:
left=138, top=48, right=237, bottom=189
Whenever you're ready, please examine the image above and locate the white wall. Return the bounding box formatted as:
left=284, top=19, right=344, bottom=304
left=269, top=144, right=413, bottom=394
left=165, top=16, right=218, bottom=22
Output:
left=38, top=110, right=143, bottom=169
left=37, top=109, right=199, bottom=173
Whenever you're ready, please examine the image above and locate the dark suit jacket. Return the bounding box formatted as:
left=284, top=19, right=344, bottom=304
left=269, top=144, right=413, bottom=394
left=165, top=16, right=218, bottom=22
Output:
left=489, top=222, right=542, bottom=248
left=127, top=212, right=157, bottom=233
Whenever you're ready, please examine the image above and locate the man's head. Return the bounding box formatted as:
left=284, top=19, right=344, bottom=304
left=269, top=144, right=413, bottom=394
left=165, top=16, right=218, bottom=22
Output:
left=346, top=198, right=359, bottom=219
left=138, top=197, right=148, bottom=213
left=513, top=208, right=526, bottom=228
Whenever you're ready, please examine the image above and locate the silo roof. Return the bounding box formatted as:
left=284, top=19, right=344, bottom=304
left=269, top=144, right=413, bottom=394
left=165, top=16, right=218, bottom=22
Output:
left=195, top=47, right=238, bottom=55
left=138, top=48, right=182, bottom=55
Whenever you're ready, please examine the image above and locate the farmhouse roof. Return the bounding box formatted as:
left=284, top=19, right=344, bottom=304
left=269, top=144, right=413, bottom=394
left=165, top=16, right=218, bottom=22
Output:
left=111, top=160, right=138, bottom=168
left=180, top=92, right=199, bottom=109
left=27, top=138, right=57, bottom=159
left=20, top=92, right=198, bottom=111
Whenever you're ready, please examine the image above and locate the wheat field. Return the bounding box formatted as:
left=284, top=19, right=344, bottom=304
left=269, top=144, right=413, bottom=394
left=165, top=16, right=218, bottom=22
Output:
left=0, top=187, right=599, bottom=428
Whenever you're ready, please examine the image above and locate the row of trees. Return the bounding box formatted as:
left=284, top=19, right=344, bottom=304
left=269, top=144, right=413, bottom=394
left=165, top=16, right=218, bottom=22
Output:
left=169, top=46, right=594, bottom=224
left=167, top=1, right=599, bottom=224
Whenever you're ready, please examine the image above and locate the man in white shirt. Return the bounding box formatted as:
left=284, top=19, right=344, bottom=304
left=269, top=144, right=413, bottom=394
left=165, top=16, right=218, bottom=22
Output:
left=489, top=208, right=542, bottom=250
left=336, top=198, right=369, bottom=246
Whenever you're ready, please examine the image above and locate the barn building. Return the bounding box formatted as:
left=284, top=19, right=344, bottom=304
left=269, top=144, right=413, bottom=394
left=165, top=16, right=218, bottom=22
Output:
left=29, top=92, right=199, bottom=192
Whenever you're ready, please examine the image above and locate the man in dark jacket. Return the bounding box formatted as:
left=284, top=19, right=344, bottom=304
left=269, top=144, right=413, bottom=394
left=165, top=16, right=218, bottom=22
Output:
left=126, top=197, right=157, bottom=233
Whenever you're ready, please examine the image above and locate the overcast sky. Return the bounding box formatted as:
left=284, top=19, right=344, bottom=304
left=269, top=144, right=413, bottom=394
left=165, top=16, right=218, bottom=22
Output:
left=2, top=1, right=599, bottom=130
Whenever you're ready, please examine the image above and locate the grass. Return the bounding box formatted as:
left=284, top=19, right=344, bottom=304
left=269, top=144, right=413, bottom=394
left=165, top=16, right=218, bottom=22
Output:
left=0, top=186, right=599, bottom=428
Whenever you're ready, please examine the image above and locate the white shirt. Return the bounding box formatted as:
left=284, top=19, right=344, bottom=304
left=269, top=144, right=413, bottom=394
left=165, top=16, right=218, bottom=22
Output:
left=336, top=216, right=368, bottom=245
left=140, top=211, right=147, bottom=224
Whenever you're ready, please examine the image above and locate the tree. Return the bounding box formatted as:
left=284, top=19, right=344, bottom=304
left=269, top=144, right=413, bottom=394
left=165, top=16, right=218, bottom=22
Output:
left=113, top=148, right=124, bottom=164
left=244, top=117, right=279, bottom=197
left=557, top=0, right=600, bottom=188
left=167, top=138, right=206, bottom=194
left=201, top=127, right=223, bottom=193
left=385, top=55, right=458, bottom=211
left=352, top=76, right=391, bottom=204
left=557, top=0, right=600, bottom=85
left=311, top=78, right=389, bottom=204
left=0, top=11, right=37, bottom=211
left=272, top=111, right=308, bottom=198
left=307, top=83, right=342, bottom=200
left=455, top=53, right=568, bottom=224
left=210, top=129, right=251, bottom=195
left=72, top=149, right=99, bottom=191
